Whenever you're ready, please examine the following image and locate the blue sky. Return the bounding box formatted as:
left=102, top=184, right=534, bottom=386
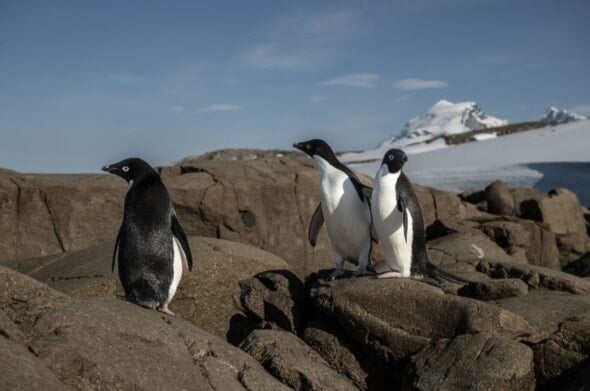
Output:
left=1, top=0, right=589, bottom=172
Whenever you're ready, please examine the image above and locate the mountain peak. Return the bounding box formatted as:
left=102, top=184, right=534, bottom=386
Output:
left=542, top=106, right=587, bottom=124
left=381, top=100, right=507, bottom=148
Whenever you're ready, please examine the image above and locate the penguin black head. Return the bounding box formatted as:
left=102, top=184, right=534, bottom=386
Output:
left=102, top=157, right=155, bottom=183
left=381, top=149, right=408, bottom=174
left=293, top=139, right=336, bottom=161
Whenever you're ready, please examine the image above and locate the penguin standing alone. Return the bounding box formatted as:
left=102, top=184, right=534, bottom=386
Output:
left=293, top=139, right=374, bottom=280
left=103, top=158, right=193, bottom=315
left=371, top=149, right=463, bottom=282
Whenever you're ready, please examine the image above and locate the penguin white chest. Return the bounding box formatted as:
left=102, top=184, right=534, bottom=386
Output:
left=372, top=167, right=413, bottom=276
left=314, top=157, right=371, bottom=260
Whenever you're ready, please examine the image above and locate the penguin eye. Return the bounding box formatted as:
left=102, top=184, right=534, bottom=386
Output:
left=122, top=166, right=130, bottom=172
left=388, top=155, right=394, bottom=161
left=306, top=144, right=310, bottom=150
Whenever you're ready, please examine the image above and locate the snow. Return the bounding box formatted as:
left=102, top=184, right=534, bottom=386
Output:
left=542, top=106, right=588, bottom=124
left=473, top=132, right=497, bottom=141
left=341, top=99, right=507, bottom=163
left=350, top=120, right=590, bottom=204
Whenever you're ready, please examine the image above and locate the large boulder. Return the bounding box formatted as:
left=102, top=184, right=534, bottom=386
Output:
left=521, top=188, right=589, bottom=264
left=240, top=329, right=357, bottom=391
left=0, top=337, right=68, bottom=391
left=403, top=333, right=535, bottom=391
left=1, top=237, right=290, bottom=342
left=310, top=277, right=538, bottom=364
left=485, top=180, right=516, bottom=216
left=29, top=298, right=289, bottom=391
left=427, top=231, right=514, bottom=265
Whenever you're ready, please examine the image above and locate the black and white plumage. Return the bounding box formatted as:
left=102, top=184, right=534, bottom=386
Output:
left=103, top=158, right=193, bottom=316
left=371, top=149, right=463, bottom=283
left=294, top=139, right=374, bottom=280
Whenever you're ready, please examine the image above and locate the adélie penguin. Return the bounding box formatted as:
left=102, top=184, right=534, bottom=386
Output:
left=293, top=139, right=375, bottom=280
left=102, top=157, right=193, bottom=316
left=371, top=149, right=464, bottom=283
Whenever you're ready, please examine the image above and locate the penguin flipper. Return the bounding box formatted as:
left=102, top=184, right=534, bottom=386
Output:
left=398, top=196, right=408, bottom=243
left=112, top=226, right=121, bottom=273
left=171, top=214, right=193, bottom=271
left=308, top=204, right=324, bottom=247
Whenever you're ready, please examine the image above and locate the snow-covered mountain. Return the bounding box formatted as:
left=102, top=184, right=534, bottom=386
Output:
left=379, top=99, right=507, bottom=148
left=541, top=106, right=588, bottom=124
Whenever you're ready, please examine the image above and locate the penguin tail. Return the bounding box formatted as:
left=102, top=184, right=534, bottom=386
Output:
left=424, top=263, right=467, bottom=284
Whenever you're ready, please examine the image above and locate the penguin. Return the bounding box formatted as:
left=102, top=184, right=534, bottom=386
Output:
left=293, top=139, right=374, bottom=280
left=102, top=157, right=193, bottom=316
left=371, top=149, right=463, bottom=283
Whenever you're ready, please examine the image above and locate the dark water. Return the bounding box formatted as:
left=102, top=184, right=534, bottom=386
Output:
left=527, top=162, right=590, bottom=207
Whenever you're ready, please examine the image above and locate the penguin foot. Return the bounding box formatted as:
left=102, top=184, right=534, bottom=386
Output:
left=327, top=269, right=345, bottom=281
left=157, top=306, right=176, bottom=317
left=352, top=268, right=368, bottom=278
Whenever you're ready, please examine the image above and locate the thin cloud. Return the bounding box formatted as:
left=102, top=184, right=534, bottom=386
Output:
left=171, top=106, right=185, bottom=112
left=198, top=104, right=243, bottom=112
left=109, top=73, right=146, bottom=85
left=241, top=43, right=322, bottom=70
left=322, top=73, right=379, bottom=88
left=311, top=96, right=327, bottom=103
left=393, top=78, right=448, bottom=90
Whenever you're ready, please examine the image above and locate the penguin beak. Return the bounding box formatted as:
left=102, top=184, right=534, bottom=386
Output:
left=292, top=142, right=302, bottom=151
left=102, top=165, right=116, bottom=173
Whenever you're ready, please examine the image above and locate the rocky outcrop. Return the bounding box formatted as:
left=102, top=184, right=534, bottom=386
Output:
left=403, top=333, right=535, bottom=390
left=1, top=237, right=290, bottom=342
left=240, top=329, right=357, bottom=391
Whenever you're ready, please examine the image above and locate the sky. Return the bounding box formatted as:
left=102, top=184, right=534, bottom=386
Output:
left=1, top=0, right=589, bottom=173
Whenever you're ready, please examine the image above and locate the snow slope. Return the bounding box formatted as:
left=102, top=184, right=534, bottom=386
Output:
left=341, top=100, right=507, bottom=163
left=542, top=106, right=588, bottom=124
left=350, top=120, right=590, bottom=204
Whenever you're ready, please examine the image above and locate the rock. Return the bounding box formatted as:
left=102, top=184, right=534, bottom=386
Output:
left=0, top=309, right=27, bottom=345
left=0, top=266, right=75, bottom=330
left=240, top=329, right=357, bottom=391
left=427, top=232, right=514, bottom=265
left=477, top=260, right=590, bottom=295
left=563, top=252, right=590, bottom=277
left=495, top=290, right=590, bottom=338
left=1, top=237, right=291, bottom=342
left=509, top=187, right=545, bottom=216
left=302, top=313, right=392, bottom=391
left=521, top=188, right=589, bottom=264
left=403, top=333, right=535, bottom=391
left=311, top=277, right=538, bottom=364
left=485, top=180, right=516, bottom=216
left=29, top=298, right=289, bottom=391
left=531, top=313, right=590, bottom=388
left=238, top=269, right=308, bottom=334
left=458, top=278, right=529, bottom=301
left=0, top=337, right=67, bottom=391
left=478, top=217, right=560, bottom=268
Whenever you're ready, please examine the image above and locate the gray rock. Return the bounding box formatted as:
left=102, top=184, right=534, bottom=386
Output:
left=0, top=309, right=27, bottom=345
left=427, top=232, right=514, bottom=265
left=241, top=329, right=357, bottom=391
left=0, top=337, right=67, bottom=391
left=29, top=298, right=289, bottom=391
left=486, top=180, right=516, bottom=216
left=404, top=333, right=535, bottom=391
left=238, top=269, right=308, bottom=334
left=458, top=278, right=529, bottom=301
left=311, top=277, right=538, bottom=364
left=477, top=260, right=590, bottom=294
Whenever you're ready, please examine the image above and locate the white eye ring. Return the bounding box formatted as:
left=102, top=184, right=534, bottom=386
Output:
left=306, top=144, right=310, bottom=149
left=122, top=166, right=130, bottom=172
left=388, top=155, right=394, bottom=161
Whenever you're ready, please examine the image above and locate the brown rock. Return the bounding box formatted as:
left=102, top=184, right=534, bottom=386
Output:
left=458, top=278, right=529, bottom=301
left=311, top=277, right=538, bottom=363
left=485, top=180, right=516, bottom=216
left=0, top=309, right=27, bottom=345
left=0, top=266, right=75, bottom=330
left=404, top=333, right=535, bottom=391
left=238, top=269, right=308, bottom=334
left=1, top=237, right=290, bottom=342
left=240, top=329, right=357, bottom=391
left=0, top=337, right=67, bottom=391
left=521, top=188, right=589, bottom=264
left=427, top=232, right=514, bottom=265
left=29, top=298, right=289, bottom=391
left=478, top=217, right=560, bottom=268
